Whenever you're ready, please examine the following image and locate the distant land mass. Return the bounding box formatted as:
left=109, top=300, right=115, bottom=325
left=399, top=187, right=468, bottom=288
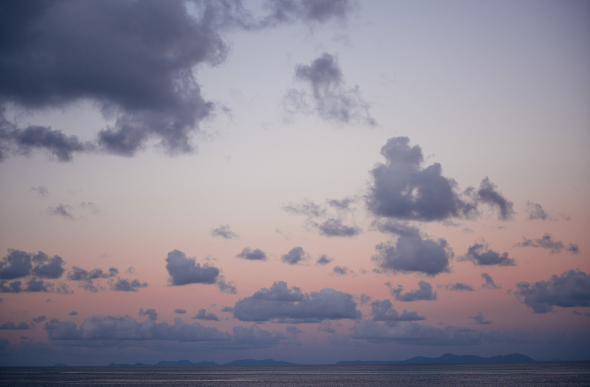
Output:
left=101, top=353, right=534, bottom=367
left=336, top=353, right=535, bottom=365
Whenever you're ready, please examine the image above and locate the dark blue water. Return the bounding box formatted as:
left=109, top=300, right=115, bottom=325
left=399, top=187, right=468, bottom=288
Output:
left=1, top=362, right=589, bottom=386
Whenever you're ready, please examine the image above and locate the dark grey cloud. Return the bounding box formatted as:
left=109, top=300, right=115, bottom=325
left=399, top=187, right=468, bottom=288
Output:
left=165, top=250, right=219, bottom=286
left=351, top=319, right=483, bottom=345
left=443, top=282, right=474, bottom=292
left=515, top=269, right=590, bottom=313
left=68, top=311, right=77, bottom=316
left=46, top=204, right=75, bottom=220
left=525, top=201, right=550, bottom=220
left=366, top=137, right=477, bottom=222
left=371, top=299, right=425, bottom=326
left=139, top=308, right=158, bottom=321
left=333, top=266, right=351, bottom=275
left=316, top=255, right=333, bottom=265
left=373, top=220, right=420, bottom=238
left=0, top=321, right=31, bottom=330
left=193, top=309, right=219, bottom=321
left=67, top=266, right=118, bottom=292
left=286, top=52, right=375, bottom=125
left=372, top=235, right=453, bottom=276
left=0, top=1, right=355, bottom=162
left=32, top=316, right=47, bottom=323
left=316, top=218, right=361, bottom=237
left=0, top=249, right=65, bottom=280
left=174, top=309, right=187, bottom=314
left=515, top=233, right=579, bottom=254
left=281, top=246, right=307, bottom=265
left=45, top=315, right=230, bottom=342
left=109, top=278, right=148, bottom=292
left=30, top=185, right=49, bottom=197
left=221, top=306, right=234, bottom=313
left=233, top=281, right=361, bottom=323
left=481, top=273, right=500, bottom=289
left=387, top=281, right=437, bottom=302
left=366, top=138, right=515, bottom=222
left=211, top=225, right=238, bottom=239
left=236, top=247, right=267, bottom=261
left=469, top=312, right=492, bottom=325
left=460, top=243, right=516, bottom=266
left=477, top=177, right=515, bottom=220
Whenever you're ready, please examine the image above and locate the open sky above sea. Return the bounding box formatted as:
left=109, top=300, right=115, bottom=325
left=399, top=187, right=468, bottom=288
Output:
left=0, top=0, right=589, bottom=366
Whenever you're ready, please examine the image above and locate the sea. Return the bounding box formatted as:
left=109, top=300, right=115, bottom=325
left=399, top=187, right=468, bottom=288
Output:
left=1, top=362, right=589, bottom=386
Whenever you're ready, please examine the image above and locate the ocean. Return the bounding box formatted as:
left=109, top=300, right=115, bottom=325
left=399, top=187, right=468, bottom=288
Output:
left=1, top=362, right=589, bottom=386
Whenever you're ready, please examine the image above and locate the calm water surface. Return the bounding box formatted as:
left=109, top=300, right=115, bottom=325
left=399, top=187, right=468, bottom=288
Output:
left=1, top=362, right=589, bottom=387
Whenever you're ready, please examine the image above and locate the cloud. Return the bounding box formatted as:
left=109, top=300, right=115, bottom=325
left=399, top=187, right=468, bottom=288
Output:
left=351, top=319, right=483, bottom=345
left=216, top=276, right=237, bottom=294
left=0, top=1, right=356, bottom=162
left=372, top=235, right=453, bottom=276
left=315, top=218, right=361, bottom=237
left=68, top=311, right=78, bottom=316
left=174, top=309, right=187, bottom=314
left=371, top=299, right=425, bottom=326
left=366, top=137, right=477, bottom=221
left=165, top=250, right=220, bottom=286
left=139, top=308, right=158, bottom=321
left=469, top=312, right=492, bottom=325
left=0, top=249, right=65, bottom=280
left=236, top=247, right=267, bottom=261
left=373, top=220, right=421, bottom=238
left=211, top=225, right=238, bottom=239
left=525, top=201, right=551, bottom=220
left=233, top=281, right=361, bottom=323
left=514, top=270, right=590, bottom=313
left=193, top=309, right=219, bottom=321
left=443, top=283, right=474, bottom=292
left=45, top=315, right=230, bottom=342
left=46, top=204, right=75, bottom=220
left=281, top=247, right=307, bottom=265
left=481, top=273, right=501, bottom=289
left=460, top=243, right=516, bottom=266
left=284, top=199, right=361, bottom=238
left=285, top=53, right=375, bottom=125
left=262, top=0, right=355, bottom=25
left=67, top=266, right=118, bottom=292
left=0, top=322, right=31, bottom=330
left=333, top=266, right=350, bottom=275
left=387, top=281, right=437, bottom=302
left=316, top=255, right=333, bottom=265
left=109, top=278, right=148, bottom=292
left=476, top=177, right=515, bottom=220
left=30, top=185, right=49, bottom=197
left=221, top=306, right=234, bottom=313
left=32, top=316, right=47, bottom=323
left=515, top=233, right=579, bottom=254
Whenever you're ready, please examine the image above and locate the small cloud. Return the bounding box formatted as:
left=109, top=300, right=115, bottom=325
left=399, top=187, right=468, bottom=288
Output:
left=47, top=204, right=76, bottom=220
left=192, top=308, right=219, bottom=321
left=333, top=266, right=352, bottom=276
left=32, top=316, right=47, bottom=323
left=110, top=278, right=148, bottom=292
left=525, top=201, right=551, bottom=221
left=281, top=247, right=307, bottom=265
left=31, top=186, right=49, bottom=197
left=220, top=306, right=234, bottom=313
left=236, top=247, right=267, bottom=261
left=68, top=311, right=78, bottom=316
left=387, top=281, right=437, bottom=302
left=481, top=273, right=501, bottom=289
left=0, top=321, right=31, bottom=330
left=174, top=309, right=187, bottom=314
left=469, top=312, right=492, bottom=324
left=216, top=276, right=237, bottom=294
left=211, top=225, right=238, bottom=239
left=460, top=243, right=516, bottom=266
left=443, top=283, right=475, bottom=292
left=316, top=255, right=333, bottom=265
left=139, top=308, right=158, bottom=321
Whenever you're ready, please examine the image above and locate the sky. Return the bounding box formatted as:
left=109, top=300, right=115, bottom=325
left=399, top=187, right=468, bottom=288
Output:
left=0, top=0, right=589, bottom=366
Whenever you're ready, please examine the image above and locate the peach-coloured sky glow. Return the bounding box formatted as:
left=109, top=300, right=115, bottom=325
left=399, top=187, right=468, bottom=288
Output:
left=1, top=0, right=589, bottom=366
